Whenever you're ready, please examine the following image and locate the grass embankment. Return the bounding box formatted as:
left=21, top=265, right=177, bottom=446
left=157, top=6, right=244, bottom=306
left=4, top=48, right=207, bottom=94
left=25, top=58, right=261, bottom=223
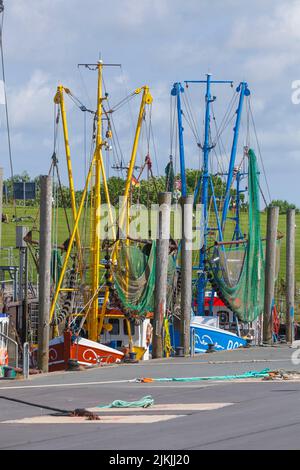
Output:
left=1, top=205, right=299, bottom=316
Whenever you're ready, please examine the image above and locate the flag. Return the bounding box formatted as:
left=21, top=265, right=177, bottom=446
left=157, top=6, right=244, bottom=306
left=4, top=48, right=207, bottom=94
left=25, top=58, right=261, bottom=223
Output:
left=131, top=176, right=140, bottom=188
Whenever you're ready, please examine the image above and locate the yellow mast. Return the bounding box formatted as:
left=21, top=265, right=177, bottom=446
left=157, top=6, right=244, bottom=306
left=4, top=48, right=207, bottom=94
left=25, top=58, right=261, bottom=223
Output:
left=89, top=61, right=103, bottom=341
left=50, top=69, right=152, bottom=343
left=97, top=86, right=153, bottom=337
left=89, top=61, right=117, bottom=341
left=54, top=86, right=83, bottom=274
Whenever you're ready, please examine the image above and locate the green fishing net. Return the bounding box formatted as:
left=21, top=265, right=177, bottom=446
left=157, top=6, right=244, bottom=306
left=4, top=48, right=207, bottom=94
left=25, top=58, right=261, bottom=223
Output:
left=113, top=240, right=176, bottom=315
left=209, top=149, right=265, bottom=322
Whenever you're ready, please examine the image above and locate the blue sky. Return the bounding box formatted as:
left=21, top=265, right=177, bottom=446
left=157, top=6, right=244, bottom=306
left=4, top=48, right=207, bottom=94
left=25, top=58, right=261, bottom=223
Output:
left=0, top=0, right=300, bottom=205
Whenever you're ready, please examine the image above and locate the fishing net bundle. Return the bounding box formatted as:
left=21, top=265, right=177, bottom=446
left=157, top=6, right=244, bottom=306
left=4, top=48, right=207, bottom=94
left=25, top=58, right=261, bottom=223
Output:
left=113, top=240, right=176, bottom=315
left=209, top=149, right=265, bottom=322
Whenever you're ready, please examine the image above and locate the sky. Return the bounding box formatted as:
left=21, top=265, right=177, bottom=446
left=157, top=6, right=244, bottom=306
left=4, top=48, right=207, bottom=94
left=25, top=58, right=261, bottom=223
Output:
left=1, top=0, right=300, bottom=206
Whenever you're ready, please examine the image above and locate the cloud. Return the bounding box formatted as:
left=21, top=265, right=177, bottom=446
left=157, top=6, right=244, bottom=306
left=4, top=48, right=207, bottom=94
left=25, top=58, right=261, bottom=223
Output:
left=0, top=0, right=299, bottom=205
left=9, top=70, right=54, bottom=129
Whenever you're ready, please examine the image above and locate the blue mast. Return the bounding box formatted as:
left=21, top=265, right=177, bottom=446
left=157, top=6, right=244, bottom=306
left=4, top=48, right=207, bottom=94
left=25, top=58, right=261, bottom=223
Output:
left=172, top=75, right=250, bottom=316
left=171, top=82, right=187, bottom=197
left=221, top=82, right=250, bottom=232
left=184, top=75, right=233, bottom=315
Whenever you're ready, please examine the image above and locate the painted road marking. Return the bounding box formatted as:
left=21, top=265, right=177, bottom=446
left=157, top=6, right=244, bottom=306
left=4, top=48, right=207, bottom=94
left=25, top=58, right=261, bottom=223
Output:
left=0, top=379, right=136, bottom=391
left=87, top=403, right=233, bottom=412
left=2, top=377, right=296, bottom=391
left=2, top=414, right=184, bottom=425
left=0, top=403, right=233, bottom=425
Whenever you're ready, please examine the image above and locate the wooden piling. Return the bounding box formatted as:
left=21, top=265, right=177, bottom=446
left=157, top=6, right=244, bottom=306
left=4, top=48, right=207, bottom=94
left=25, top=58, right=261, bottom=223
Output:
left=286, top=208, right=295, bottom=343
left=180, top=195, right=193, bottom=356
left=153, top=192, right=171, bottom=358
left=263, top=206, right=279, bottom=344
left=37, top=175, right=52, bottom=372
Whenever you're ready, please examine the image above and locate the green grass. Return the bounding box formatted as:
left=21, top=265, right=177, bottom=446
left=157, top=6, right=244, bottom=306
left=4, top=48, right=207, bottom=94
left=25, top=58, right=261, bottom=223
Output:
left=1, top=205, right=299, bottom=281
left=1, top=204, right=299, bottom=316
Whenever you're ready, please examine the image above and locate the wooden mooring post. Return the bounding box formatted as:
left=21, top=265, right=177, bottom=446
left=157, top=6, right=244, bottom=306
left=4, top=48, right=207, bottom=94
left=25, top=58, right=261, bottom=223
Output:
left=263, top=206, right=279, bottom=345
left=37, top=175, right=52, bottom=372
left=286, top=208, right=295, bottom=343
left=180, top=195, right=193, bottom=356
left=153, top=192, right=171, bottom=358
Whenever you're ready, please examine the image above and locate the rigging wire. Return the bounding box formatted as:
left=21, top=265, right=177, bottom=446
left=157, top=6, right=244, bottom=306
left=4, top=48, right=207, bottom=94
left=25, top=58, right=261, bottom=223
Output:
left=182, top=90, right=201, bottom=145
left=249, top=98, right=272, bottom=204
left=0, top=5, right=16, bottom=215
left=184, top=85, right=202, bottom=143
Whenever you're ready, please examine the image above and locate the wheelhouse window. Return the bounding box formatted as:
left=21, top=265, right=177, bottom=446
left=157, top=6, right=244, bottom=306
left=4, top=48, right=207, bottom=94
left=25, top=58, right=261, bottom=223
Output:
left=123, top=319, right=135, bottom=336
left=108, top=319, right=120, bottom=335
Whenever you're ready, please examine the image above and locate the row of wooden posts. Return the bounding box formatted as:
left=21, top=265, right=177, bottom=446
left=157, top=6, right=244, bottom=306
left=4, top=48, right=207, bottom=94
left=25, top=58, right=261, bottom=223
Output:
left=36, top=178, right=296, bottom=370
left=152, top=196, right=296, bottom=357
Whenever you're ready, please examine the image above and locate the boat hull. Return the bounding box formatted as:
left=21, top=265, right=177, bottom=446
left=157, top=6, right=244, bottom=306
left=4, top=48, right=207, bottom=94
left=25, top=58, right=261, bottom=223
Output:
left=191, top=320, right=247, bottom=353
left=33, top=331, right=124, bottom=372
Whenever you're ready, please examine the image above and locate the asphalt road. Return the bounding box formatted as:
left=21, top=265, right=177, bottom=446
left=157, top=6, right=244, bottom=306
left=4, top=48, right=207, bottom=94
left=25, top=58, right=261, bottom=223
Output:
left=1, top=345, right=300, bottom=450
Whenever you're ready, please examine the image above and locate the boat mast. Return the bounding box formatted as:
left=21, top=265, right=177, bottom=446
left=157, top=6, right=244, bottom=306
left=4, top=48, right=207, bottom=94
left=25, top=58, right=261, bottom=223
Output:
left=221, top=82, right=250, bottom=232
left=97, top=86, right=153, bottom=338
left=54, top=86, right=83, bottom=274
left=171, top=82, right=187, bottom=197
left=89, top=61, right=104, bottom=341
left=183, top=75, right=233, bottom=315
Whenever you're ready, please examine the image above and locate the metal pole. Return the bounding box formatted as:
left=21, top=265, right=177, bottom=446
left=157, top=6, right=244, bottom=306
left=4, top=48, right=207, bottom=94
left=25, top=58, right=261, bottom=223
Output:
left=22, top=247, right=29, bottom=344
left=286, top=208, right=295, bottom=343
left=153, top=192, right=171, bottom=358
left=197, top=74, right=212, bottom=315
left=191, top=328, right=195, bottom=357
left=180, top=195, right=193, bottom=355
left=37, top=175, right=52, bottom=373
left=263, top=206, right=279, bottom=344
left=23, top=342, right=29, bottom=379
left=171, top=83, right=187, bottom=197
left=221, top=82, right=249, bottom=229
left=0, top=168, right=3, bottom=249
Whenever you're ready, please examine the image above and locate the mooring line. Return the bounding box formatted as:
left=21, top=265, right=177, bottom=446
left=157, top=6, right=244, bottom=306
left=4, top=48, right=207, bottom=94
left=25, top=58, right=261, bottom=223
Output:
left=0, top=395, right=69, bottom=414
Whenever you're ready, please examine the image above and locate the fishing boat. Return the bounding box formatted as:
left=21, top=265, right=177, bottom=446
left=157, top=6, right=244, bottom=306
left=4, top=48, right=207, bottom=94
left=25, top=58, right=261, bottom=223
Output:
left=28, top=60, right=156, bottom=369
left=170, top=75, right=265, bottom=352
left=32, top=330, right=124, bottom=372
left=190, top=315, right=247, bottom=353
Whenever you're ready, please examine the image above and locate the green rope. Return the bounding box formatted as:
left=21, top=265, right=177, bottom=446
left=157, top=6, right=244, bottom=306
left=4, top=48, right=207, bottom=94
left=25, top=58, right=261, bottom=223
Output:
left=97, top=395, right=154, bottom=409
left=140, top=369, right=270, bottom=383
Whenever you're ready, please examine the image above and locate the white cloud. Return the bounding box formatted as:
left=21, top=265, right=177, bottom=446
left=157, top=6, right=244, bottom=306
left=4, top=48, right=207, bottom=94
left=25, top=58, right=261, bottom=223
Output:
left=0, top=0, right=299, bottom=204
left=9, top=70, right=54, bottom=129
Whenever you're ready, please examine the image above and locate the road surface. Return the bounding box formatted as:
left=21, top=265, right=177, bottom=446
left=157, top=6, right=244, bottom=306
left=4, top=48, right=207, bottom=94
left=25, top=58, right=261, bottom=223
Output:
left=1, top=345, right=300, bottom=450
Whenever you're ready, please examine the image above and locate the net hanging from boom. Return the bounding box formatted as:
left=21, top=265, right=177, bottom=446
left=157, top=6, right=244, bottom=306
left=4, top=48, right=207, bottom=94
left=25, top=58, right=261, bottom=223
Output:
left=113, top=241, right=176, bottom=315
left=209, top=149, right=265, bottom=322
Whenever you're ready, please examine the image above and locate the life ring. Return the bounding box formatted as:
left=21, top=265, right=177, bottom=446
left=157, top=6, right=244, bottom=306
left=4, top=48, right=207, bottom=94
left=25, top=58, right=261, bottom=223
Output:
left=146, top=323, right=153, bottom=347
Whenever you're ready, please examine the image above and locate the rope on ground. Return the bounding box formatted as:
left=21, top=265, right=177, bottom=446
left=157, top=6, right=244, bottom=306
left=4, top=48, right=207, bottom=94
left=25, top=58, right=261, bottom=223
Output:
left=97, top=395, right=154, bottom=409
left=136, top=369, right=271, bottom=383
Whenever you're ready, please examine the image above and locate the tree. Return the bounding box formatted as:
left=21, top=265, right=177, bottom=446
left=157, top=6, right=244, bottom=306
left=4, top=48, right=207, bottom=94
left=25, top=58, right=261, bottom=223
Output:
left=267, top=200, right=299, bottom=214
